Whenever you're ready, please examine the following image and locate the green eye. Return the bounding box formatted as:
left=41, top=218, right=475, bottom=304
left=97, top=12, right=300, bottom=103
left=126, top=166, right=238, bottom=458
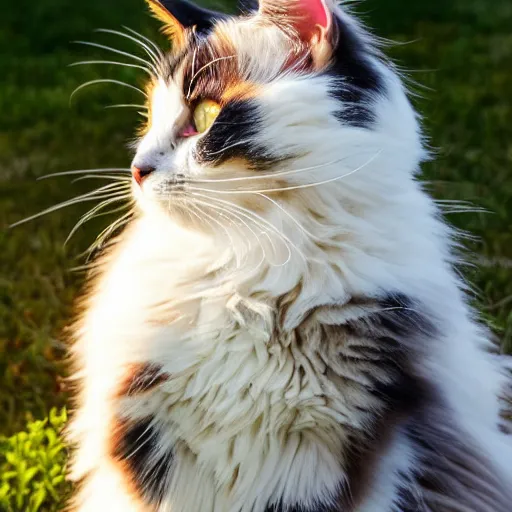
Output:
left=193, top=99, right=221, bottom=133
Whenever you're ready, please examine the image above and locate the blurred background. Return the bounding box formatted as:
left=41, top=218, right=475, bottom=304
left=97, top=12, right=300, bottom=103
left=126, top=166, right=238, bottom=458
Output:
left=0, top=0, right=511, bottom=509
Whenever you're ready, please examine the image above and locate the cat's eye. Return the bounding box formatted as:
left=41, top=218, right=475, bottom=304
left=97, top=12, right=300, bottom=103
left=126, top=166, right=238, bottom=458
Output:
left=193, top=99, right=221, bottom=133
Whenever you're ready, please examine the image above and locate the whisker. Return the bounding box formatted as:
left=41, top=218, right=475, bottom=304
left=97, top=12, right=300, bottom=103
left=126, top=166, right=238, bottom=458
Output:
left=186, top=154, right=357, bottom=184
left=186, top=46, right=199, bottom=99
left=95, top=28, right=160, bottom=66
left=88, top=210, right=134, bottom=254
left=123, top=26, right=164, bottom=60
left=10, top=184, right=129, bottom=228
left=209, top=120, right=255, bottom=126
left=192, top=196, right=270, bottom=256
left=189, top=201, right=242, bottom=266
left=190, top=196, right=249, bottom=246
left=72, top=40, right=156, bottom=71
left=70, top=79, right=147, bottom=104
left=255, top=192, right=318, bottom=241
left=189, top=196, right=267, bottom=269
left=105, top=103, right=148, bottom=110
left=70, top=60, right=151, bottom=74
left=65, top=197, right=132, bottom=244
left=196, top=138, right=251, bottom=158
left=38, top=168, right=130, bottom=180
left=187, top=150, right=382, bottom=194
left=188, top=192, right=295, bottom=266
left=70, top=174, right=132, bottom=184
left=186, top=55, right=236, bottom=99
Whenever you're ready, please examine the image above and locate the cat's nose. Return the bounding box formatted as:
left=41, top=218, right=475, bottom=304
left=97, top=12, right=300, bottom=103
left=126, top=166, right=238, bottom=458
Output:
left=131, top=164, right=155, bottom=185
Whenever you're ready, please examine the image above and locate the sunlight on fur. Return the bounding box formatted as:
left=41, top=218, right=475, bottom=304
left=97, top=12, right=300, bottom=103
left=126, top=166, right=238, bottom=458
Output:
left=52, top=0, right=512, bottom=511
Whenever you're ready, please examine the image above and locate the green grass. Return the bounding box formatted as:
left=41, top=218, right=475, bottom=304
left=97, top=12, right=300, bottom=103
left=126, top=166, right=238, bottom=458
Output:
left=1, top=0, right=511, bottom=446
left=0, top=409, right=69, bottom=512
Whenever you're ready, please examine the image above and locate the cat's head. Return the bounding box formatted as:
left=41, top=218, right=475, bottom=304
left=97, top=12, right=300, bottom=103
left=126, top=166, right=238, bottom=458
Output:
left=132, top=0, right=424, bottom=241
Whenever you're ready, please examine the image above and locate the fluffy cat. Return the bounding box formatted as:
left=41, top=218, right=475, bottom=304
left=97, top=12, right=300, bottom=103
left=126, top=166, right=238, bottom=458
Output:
left=68, top=0, right=512, bottom=510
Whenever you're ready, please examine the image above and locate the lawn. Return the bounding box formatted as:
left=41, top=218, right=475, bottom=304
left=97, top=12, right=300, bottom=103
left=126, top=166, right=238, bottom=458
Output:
left=0, top=0, right=511, bottom=508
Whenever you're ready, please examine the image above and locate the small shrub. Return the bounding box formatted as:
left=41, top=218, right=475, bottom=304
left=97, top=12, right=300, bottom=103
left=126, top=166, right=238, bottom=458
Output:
left=0, top=408, right=70, bottom=512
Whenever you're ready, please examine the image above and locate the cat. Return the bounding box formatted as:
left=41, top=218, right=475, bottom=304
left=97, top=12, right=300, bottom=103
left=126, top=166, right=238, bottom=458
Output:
left=67, top=0, right=512, bottom=510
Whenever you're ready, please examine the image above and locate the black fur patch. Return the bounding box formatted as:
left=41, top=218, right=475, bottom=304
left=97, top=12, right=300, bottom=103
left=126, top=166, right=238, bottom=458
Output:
left=265, top=294, right=436, bottom=511
left=327, top=16, right=385, bottom=128
left=111, top=417, right=174, bottom=505
left=332, top=294, right=435, bottom=509
left=238, top=0, right=259, bottom=13
left=404, top=406, right=512, bottom=512
left=396, top=475, right=424, bottom=512
left=157, top=0, right=226, bottom=35
left=195, top=99, right=284, bottom=169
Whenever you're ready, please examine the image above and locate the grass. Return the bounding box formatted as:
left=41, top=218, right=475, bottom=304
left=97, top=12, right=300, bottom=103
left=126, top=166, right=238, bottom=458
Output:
left=1, top=0, right=511, bottom=446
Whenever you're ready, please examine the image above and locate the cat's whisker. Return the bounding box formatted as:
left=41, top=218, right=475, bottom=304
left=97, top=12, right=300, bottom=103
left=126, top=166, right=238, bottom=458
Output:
left=187, top=150, right=382, bottom=194
left=38, top=168, right=130, bottom=180
left=71, top=174, right=133, bottom=184
left=70, top=79, right=147, bottom=104
left=87, top=209, right=134, bottom=255
left=207, top=203, right=267, bottom=271
left=188, top=201, right=243, bottom=268
left=204, top=194, right=301, bottom=266
left=183, top=200, right=203, bottom=226
left=208, top=120, right=255, bottom=126
left=206, top=206, right=255, bottom=262
left=188, top=47, right=199, bottom=99
left=122, top=26, right=164, bottom=61
left=84, top=202, right=132, bottom=223
left=188, top=195, right=265, bottom=268
left=65, top=197, right=132, bottom=245
left=188, top=192, right=295, bottom=267
left=70, top=60, right=151, bottom=75
left=9, top=183, right=130, bottom=228
left=255, top=192, right=319, bottom=241
left=105, top=104, right=148, bottom=110
left=186, top=154, right=361, bottom=184
left=192, top=187, right=310, bottom=261
left=72, top=40, right=157, bottom=73
left=190, top=196, right=271, bottom=265
left=95, top=28, right=161, bottom=66
left=199, top=138, right=252, bottom=157
left=186, top=55, right=236, bottom=99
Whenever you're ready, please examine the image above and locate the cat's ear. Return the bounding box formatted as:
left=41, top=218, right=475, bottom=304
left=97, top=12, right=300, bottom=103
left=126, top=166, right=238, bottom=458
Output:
left=259, top=0, right=334, bottom=66
left=146, top=0, right=226, bottom=46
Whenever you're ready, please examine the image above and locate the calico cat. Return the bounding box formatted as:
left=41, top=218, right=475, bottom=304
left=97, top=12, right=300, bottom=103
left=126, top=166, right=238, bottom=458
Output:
left=68, top=0, right=512, bottom=510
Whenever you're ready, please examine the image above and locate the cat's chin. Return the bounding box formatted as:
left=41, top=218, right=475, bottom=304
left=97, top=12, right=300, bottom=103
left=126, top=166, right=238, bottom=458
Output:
left=134, top=193, right=221, bottom=235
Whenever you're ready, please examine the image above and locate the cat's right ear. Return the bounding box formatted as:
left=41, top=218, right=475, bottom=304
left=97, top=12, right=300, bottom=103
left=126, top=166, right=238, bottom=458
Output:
left=146, top=0, right=226, bottom=48
left=259, top=0, right=336, bottom=69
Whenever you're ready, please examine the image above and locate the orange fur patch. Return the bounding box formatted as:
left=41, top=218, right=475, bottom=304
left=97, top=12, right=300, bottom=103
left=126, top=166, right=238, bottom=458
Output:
left=106, top=419, right=152, bottom=509
left=221, top=81, right=260, bottom=103
left=146, top=0, right=186, bottom=48
left=116, top=363, right=170, bottom=398
left=137, top=78, right=158, bottom=137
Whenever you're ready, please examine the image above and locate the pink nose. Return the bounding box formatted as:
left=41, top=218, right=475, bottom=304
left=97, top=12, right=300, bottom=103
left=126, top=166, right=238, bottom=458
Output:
left=131, top=165, right=155, bottom=185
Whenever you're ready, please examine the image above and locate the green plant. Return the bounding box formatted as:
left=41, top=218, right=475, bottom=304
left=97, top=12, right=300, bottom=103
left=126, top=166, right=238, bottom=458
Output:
left=0, top=408, right=70, bottom=512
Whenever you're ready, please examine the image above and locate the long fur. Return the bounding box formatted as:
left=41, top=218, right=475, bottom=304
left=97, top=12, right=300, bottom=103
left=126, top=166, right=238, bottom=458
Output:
left=67, top=1, right=512, bottom=511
